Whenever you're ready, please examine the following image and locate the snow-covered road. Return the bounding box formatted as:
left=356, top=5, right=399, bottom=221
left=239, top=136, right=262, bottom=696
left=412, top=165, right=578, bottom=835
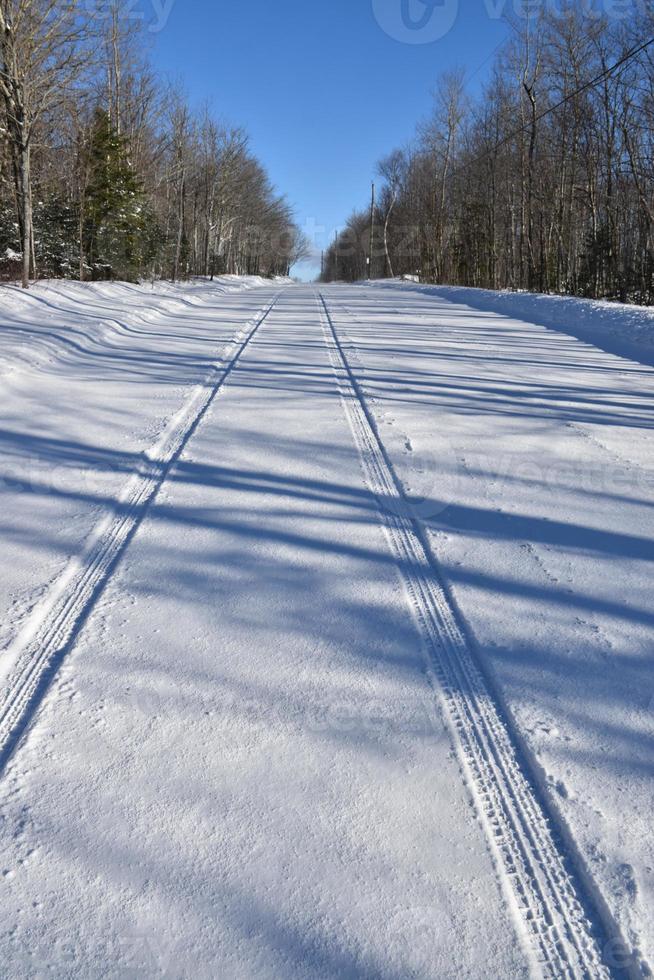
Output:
left=0, top=281, right=652, bottom=978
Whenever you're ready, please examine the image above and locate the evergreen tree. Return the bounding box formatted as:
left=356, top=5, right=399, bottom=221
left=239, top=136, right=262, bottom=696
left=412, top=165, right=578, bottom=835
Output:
left=33, top=194, right=78, bottom=278
left=82, top=110, right=150, bottom=281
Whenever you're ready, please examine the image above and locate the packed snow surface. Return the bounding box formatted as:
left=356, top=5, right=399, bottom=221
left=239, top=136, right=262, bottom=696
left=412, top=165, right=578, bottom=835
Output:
left=0, top=277, right=652, bottom=977
left=377, top=279, right=654, bottom=365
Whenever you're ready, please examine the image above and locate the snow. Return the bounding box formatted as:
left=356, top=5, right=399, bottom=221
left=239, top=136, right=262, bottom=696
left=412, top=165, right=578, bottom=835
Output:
left=335, top=283, right=654, bottom=972
left=375, top=280, right=654, bottom=366
left=0, top=276, right=288, bottom=664
left=0, top=278, right=652, bottom=976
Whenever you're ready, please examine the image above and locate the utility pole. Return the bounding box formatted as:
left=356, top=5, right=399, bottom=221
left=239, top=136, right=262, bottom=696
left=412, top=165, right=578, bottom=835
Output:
left=368, top=182, right=376, bottom=281
left=320, top=250, right=324, bottom=280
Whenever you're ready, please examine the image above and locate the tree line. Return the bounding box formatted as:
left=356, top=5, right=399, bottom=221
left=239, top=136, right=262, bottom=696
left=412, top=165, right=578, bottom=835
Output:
left=323, top=5, right=654, bottom=304
left=0, top=1, right=308, bottom=288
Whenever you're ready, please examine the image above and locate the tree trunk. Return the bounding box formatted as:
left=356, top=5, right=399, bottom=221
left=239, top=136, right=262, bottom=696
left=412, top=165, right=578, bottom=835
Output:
left=173, top=170, right=185, bottom=282
left=523, top=82, right=537, bottom=291
left=20, top=141, right=31, bottom=288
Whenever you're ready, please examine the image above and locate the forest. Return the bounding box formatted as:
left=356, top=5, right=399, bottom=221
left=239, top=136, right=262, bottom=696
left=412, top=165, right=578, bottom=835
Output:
left=0, top=1, right=308, bottom=288
left=323, top=5, right=654, bottom=304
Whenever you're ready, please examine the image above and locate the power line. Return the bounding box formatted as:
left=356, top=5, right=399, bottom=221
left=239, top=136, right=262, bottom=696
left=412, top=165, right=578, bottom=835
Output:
left=462, top=34, right=654, bottom=172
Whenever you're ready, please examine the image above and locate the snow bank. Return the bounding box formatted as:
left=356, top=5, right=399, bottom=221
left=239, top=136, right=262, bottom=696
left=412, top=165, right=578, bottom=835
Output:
left=0, top=274, right=291, bottom=381
left=374, top=281, right=654, bottom=366
left=0, top=274, right=290, bottom=313
left=0, top=276, right=292, bottom=329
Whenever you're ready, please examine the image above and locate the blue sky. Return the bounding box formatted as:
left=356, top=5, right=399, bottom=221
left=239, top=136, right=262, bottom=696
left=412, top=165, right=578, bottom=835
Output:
left=147, top=0, right=510, bottom=279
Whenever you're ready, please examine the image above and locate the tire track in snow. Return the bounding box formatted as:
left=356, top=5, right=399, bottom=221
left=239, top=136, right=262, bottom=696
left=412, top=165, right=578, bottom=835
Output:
left=0, top=293, right=282, bottom=770
left=317, top=291, right=631, bottom=980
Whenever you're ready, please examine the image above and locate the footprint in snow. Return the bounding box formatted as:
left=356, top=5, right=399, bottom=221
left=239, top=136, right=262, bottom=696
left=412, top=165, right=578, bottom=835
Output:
left=613, top=863, right=638, bottom=903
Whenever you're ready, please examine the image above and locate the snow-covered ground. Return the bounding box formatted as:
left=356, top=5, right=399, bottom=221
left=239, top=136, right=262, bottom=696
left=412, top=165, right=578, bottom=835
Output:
left=378, top=280, right=654, bottom=366
left=337, top=283, right=654, bottom=973
left=0, top=278, right=652, bottom=977
left=0, top=275, right=286, bottom=666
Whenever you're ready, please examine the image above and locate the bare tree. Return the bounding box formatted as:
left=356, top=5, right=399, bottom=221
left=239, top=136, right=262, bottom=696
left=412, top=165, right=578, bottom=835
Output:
left=0, top=0, right=90, bottom=287
left=377, top=149, right=406, bottom=278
